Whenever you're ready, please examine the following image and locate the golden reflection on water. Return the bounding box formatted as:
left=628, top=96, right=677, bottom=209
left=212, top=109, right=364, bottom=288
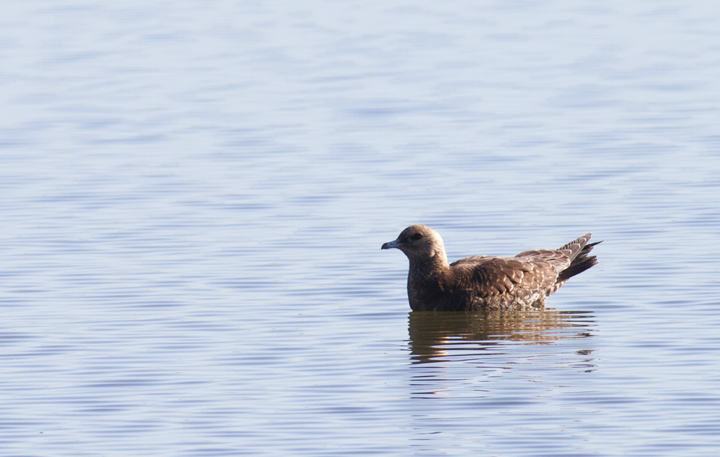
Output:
left=408, top=309, right=595, bottom=364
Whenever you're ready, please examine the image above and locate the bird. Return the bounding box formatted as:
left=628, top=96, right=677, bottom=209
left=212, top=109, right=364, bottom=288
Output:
left=381, top=225, right=600, bottom=311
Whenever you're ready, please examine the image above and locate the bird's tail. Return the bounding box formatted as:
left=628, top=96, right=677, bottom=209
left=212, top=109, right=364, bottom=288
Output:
left=556, top=235, right=601, bottom=283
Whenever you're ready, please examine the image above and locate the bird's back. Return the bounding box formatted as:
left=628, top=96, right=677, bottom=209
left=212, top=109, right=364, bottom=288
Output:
left=423, top=234, right=598, bottom=311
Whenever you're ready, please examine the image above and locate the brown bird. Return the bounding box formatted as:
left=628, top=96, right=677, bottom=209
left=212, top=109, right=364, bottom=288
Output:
left=382, top=225, right=600, bottom=311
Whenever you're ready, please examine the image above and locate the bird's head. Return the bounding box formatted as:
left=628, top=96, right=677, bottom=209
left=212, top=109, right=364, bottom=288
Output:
left=382, top=224, right=448, bottom=265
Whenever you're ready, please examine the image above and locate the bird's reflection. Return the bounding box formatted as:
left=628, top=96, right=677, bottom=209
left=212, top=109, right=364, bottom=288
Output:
left=407, top=309, right=596, bottom=400
left=408, top=308, right=594, bottom=364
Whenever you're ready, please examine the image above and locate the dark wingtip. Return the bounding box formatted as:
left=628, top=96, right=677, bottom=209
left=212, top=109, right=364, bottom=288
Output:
left=557, top=256, right=598, bottom=283
left=557, top=239, right=602, bottom=283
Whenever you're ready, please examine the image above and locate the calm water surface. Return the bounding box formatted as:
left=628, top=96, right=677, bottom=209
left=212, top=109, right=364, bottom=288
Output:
left=2, top=1, right=720, bottom=456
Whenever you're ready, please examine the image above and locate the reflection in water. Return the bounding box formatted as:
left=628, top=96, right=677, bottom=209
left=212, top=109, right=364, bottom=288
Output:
left=407, top=310, right=596, bottom=399
left=408, top=309, right=595, bottom=364
left=406, top=309, right=597, bottom=406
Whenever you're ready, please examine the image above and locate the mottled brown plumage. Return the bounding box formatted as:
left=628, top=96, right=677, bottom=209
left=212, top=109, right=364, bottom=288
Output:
left=381, top=225, right=600, bottom=311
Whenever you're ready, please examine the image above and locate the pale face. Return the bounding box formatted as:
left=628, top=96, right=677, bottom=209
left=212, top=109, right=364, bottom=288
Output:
left=382, top=225, right=446, bottom=263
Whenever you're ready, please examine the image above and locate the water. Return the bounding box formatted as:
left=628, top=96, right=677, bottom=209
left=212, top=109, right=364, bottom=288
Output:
left=2, top=1, right=720, bottom=455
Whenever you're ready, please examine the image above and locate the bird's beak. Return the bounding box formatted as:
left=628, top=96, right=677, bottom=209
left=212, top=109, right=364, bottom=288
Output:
left=381, top=239, right=402, bottom=250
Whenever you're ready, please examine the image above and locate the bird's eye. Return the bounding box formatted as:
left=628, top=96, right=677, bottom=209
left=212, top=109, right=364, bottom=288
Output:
left=410, top=233, right=423, bottom=241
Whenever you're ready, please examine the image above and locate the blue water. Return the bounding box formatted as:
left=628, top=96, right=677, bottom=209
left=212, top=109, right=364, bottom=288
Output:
left=2, top=1, right=720, bottom=455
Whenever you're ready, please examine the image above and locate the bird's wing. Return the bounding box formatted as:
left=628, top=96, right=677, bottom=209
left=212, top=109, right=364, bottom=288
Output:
left=514, top=233, right=593, bottom=272
left=514, top=249, right=573, bottom=272
left=450, top=255, right=493, bottom=267
left=450, top=256, right=559, bottom=296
